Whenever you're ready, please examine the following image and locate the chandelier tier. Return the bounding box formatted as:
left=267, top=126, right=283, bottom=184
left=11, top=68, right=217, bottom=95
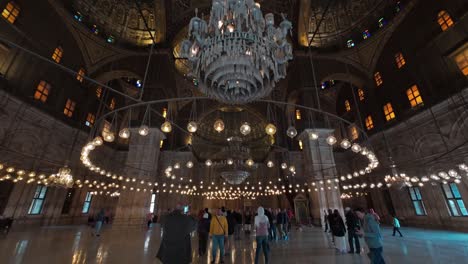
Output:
left=180, top=1, right=293, bottom=104
left=49, top=166, right=74, bottom=188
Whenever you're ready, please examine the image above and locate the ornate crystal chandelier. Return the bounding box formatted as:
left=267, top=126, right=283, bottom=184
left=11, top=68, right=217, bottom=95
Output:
left=220, top=170, right=250, bottom=185
left=180, top=0, right=293, bottom=104
left=49, top=166, right=74, bottom=188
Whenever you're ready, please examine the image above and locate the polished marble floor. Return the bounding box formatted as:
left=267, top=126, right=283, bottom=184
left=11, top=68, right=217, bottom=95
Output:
left=0, top=224, right=467, bottom=264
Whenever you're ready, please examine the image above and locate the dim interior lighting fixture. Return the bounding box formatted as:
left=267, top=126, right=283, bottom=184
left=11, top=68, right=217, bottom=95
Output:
left=205, top=159, right=213, bottom=167
left=103, top=132, right=115, bottom=142
left=179, top=1, right=293, bottom=104
left=49, top=166, right=74, bottom=188
left=138, top=125, right=149, bottom=136
left=309, top=132, right=319, bottom=140
left=351, top=143, right=361, bottom=153
left=267, top=161, right=274, bottom=168
left=240, top=122, right=252, bottom=136
left=214, top=119, right=225, bottom=133
left=340, top=139, right=351, bottom=149
left=187, top=121, right=198, bottom=133
left=326, top=135, right=337, bottom=145
left=281, top=163, right=288, bottom=169
left=246, top=159, right=255, bottom=167
left=227, top=158, right=234, bottom=165
left=286, top=126, right=298, bottom=138
left=265, top=123, right=277, bottom=136
left=186, top=161, right=194, bottom=168
left=161, top=121, right=172, bottom=133
left=119, top=128, right=130, bottom=139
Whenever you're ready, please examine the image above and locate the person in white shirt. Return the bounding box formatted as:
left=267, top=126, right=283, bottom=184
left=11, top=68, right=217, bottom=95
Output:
left=254, top=207, right=270, bottom=264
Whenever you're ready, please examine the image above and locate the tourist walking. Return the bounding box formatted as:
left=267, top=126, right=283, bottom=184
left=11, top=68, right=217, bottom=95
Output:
left=233, top=210, right=243, bottom=240
left=276, top=209, right=288, bottom=240
left=254, top=206, right=270, bottom=264
left=156, top=205, right=197, bottom=264
left=330, top=209, right=347, bottom=253
left=210, top=208, right=228, bottom=264
left=355, top=208, right=386, bottom=264
left=392, top=215, right=403, bottom=237
left=323, top=209, right=329, bottom=232
left=225, top=210, right=236, bottom=255
left=93, top=209, right=105, bottom=237
left=198, top=211, right=211, bottom=257
left=345, top=207, right=361, bottom=254
left=264, top=208, right=275, bottom=241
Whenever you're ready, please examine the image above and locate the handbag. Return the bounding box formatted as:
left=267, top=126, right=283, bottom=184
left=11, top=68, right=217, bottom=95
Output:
left=214, top=215, right=228, bottom=243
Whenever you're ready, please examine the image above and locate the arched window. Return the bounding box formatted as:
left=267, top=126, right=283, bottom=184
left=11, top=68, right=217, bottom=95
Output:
left=365, top=116, right=374, bottom=130
left=395, top=52, right=406, bottom=68
left=406, top=85, right=423, bottom=108
left=358, top=89, right=365, bottom=101
left=344, top=100, right=351, bottom=112
left=437, top=10, right=454, bottom=31
left=374, top=72, right=383, bottom=86
left=2, top=2, right=20, bottom=24
left=52, top=46, right=63, bottom=63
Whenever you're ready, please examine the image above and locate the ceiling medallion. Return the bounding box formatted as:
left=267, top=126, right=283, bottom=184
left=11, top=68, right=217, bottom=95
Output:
left=180, top=1, right=293, bottom=104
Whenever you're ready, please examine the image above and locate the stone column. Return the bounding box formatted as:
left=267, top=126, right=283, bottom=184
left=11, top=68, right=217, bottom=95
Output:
left=298, top=128, right=343, bottom=225
left=113, top=128, right=165, bottom=226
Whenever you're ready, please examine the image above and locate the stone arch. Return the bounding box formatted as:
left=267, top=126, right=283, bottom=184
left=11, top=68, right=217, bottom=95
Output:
left=449, top=109, right=468, bottom=142
left=413, top=133, right=447, bottom=158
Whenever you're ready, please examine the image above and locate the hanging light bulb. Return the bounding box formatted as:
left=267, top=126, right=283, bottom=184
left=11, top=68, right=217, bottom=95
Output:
left=267, top=161, right=274, bottom=168
left=174, top=163, right=180, bottom=169
left=93, top=136, right=104, bottom=146
left=161, top=121, right=172, bottom=133
left=289, top=166, right=296, bottom=173
left=326, top=135, right=337, bottom=145
left=246, top=159, right=254, bottom=166
left=240, top=122, right=251, bottom=136
left=205, top=159, right=213, bottom=167
left=281, top=163, right=287, bottom=169
left=340, top=139, right=351, bottom=149
left=214, top=119, right=225, bottom=133
left=187, top=121, right=198, bottom=133
left=119, top=128, right=130, bottom=139
left=265, top=123, right=277, bottom=136
left=139, top=125, right=149, bottom=136
left=309, top=132, right=319, bottom=140
left=286, top=126, right=297, bottom=138
left=103, top=132, right=115, bottom=142
left=351, top=143, right=361, bottom=153
left=186, top=161, right=194, bottom=168
left=227, top=159, right=234, bottom=165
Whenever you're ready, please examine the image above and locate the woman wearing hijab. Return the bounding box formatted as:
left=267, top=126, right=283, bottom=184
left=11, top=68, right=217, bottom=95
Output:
left=254, top=206, right=270, bottom=264
left=330, top=209, right=347, bottom=254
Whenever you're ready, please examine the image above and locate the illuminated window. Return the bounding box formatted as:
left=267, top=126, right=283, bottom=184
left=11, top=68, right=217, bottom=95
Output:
left=395, top=52, right=406, bottom=68
left=109, top=98, right=116, bottom=110
left=383, top=102, right=396, bottom=121
left=85, top=113, right=95, bottom=127
left=96, top=87, right=102, bottom=98
left=77, top=68, right=85, bottom=83
left=52, top=46, right=63, bottom=63
left=2, top=1, right=20, bottom=24
left=454, top=47, right=468, bottom=76
left=295, top=109, right=301, bottom=120
left=28, top=185, right=47, bottom=215
left=82, top=192, right=93, bottom=214
left=34, top=81, right=51, bottom=103
left=374, top=72, right=383, bottom=86
left=162, top=108, right=167, bottom=118
left=365, top=115, right=374, bottom=130
left=406, top=85, right=423, bottom=108
left=349, top=126, right=358, bottom=140
left=344, top=100, right=351, bottom=112
left=409, top=187, right=427, bottom=216
left=63, top=99, right=76, bottom=118
left=442, top=183, right=468, bottom=216
left=358, top=89, right=365, bottom=101
left=437, top=10, right=454, bottom=31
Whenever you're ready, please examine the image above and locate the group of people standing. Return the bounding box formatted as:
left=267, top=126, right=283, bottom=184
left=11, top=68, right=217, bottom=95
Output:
left=156, top=205, right=292, bottom=264
left=324, top=207, right=404, bottom=264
